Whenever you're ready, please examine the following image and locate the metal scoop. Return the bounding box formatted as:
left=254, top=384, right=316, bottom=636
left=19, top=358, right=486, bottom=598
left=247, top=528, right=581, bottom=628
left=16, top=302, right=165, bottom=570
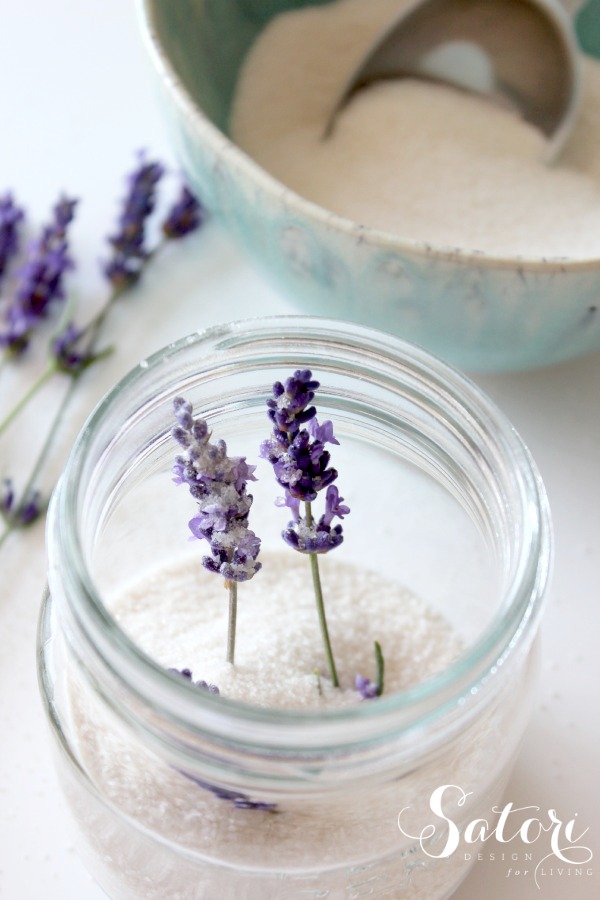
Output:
left=324, top=0, right=583, bottom=161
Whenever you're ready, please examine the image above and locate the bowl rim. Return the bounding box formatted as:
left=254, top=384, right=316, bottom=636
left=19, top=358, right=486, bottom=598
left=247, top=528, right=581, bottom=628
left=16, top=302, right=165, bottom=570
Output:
left=137, top=0, right=600, bottom=273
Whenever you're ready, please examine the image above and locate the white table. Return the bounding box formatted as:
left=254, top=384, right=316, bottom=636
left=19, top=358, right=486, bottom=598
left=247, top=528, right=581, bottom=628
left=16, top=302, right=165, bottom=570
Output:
left=0, top=2, right=598, bottom=898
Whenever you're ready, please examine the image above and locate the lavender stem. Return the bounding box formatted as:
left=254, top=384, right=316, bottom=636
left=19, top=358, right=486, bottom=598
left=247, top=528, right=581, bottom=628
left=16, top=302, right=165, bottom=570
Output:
left=305, top=501, right=339, bottom=688
left=0, top=364, right=56, bottom=438
left=374, top=640, right=385, bottom=697
left=227, top=580, right=238, bottom=665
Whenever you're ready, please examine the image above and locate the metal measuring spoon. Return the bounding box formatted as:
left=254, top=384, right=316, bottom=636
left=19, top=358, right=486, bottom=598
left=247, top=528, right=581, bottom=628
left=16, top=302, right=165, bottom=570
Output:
left=324, top=0, right=583, bottom=161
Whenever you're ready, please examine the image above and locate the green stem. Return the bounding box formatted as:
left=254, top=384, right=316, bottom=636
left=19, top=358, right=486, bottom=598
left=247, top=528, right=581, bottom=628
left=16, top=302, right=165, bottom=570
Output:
left=0, top=292, right=120, bottom=552
left=0, top=363, right=57, bottom=438
left=226, top=580, right=238, bottom=665
left=0, top=284, right=120, bottom=444
left=374, top=640, right=385, bottom=696
left=22, top=377, right=78, bottom=497
left=305, top=501, right=339, bottom=688
left=80, top=244, right=162, bottom=345
left=0, top=520, right=14, bottom=551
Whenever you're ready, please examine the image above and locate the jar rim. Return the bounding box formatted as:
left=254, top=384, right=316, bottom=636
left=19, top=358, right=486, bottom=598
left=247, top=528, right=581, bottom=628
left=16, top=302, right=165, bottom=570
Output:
left=47, top=315, right=552, bottom=749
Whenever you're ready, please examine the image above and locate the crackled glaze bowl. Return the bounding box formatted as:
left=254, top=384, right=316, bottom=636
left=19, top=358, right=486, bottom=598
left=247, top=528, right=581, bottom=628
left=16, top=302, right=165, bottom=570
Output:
left=138, top=0, right=600, bottom=371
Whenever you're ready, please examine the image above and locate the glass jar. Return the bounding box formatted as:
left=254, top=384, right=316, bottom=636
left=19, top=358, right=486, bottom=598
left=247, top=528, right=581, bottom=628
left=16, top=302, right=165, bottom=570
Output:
left=39, top=316, right=551, bottom=899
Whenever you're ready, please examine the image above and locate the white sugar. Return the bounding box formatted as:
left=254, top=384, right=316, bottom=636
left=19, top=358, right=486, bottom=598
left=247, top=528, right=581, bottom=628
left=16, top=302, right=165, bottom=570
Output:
left=65, top=556, right=524, bottom=898
left=109, top=551, right=463, bottom=707
left=231, top=0, right=600, bottom=259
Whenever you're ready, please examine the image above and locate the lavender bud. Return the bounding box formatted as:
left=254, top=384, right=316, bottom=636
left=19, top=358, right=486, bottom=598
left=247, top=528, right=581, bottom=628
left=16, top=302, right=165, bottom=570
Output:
left=355, top=675, right=379, bottom=700
left=51, top=322, right=97, bottom=375
left=162, top=185, right=205, bottom=239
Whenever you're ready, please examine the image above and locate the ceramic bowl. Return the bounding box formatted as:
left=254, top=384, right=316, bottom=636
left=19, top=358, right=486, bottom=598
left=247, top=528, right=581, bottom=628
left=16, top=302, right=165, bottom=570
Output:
left=138, top=0, right=600, bottom=372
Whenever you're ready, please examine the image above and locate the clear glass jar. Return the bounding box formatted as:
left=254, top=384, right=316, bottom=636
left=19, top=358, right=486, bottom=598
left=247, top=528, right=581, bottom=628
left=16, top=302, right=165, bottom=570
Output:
left=39, top=316, right=551, bottom=899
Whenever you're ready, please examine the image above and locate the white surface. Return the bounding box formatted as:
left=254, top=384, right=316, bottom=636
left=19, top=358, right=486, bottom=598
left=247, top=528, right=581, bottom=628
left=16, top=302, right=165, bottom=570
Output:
left=0, top=2, right=598, bottom=898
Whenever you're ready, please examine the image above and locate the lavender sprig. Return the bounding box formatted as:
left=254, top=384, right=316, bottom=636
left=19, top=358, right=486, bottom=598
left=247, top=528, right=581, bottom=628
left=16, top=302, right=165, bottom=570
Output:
left=182, top=770, right=277, bottom=812
left=103, top=153, right=164, bottom=291
left=0, top=160, right=205, bottom=551
left=171, top=397, right=261, bottom=664
left=0, top=196, right=77, bottom=356
left=262, top=370, right=348, bottom=687
left=0, top=193, right=25, bottom=286
left=169, top=668, right=275, bottom=810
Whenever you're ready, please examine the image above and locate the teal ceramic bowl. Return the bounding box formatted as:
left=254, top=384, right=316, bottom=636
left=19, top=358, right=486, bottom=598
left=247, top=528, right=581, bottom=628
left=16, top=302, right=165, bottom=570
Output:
left=138, top=0, right=600, bottom=372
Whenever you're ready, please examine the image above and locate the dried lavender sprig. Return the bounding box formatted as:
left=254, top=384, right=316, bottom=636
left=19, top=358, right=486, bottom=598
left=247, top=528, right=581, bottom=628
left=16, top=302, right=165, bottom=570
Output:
left=169, top=670, right=277, bottom=812
left=181, top=769, right=278, bottom=812
left=171, top=397, right=261, bottom=665
left=1, top=162, right=199, bottom=425
left=103, top=152, right=164, bottom=291
left=169, top=670, right=276, bottom=812
left=0, top=193, right=25, bottom=286
left=262, top=371, right=349, bottom=687
left=0, top=168, right=205, bottom=550
left=0, top=196, right=77, bottom=356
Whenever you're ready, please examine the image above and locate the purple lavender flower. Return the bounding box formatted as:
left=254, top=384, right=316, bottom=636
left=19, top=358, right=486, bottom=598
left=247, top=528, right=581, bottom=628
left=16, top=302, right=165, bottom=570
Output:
left=103, top=153, right=164, bottom=290
left=355, top=675, right=379, bottom=700
left=281, top=484, right=349, bottom=554
left=0, top=193, right=24, bottom=284
left=262, top=371, right=349, bottom=555
left=275, top=491, right=300, bottom=522
left=0, top=196, right=77, bottom=354
left=168, top=667, right=220, bottom=694
left=306, top=416, right=340, bottom=446
left=264, top=369, right=319, bottom=443
left=181, top=770, right=277, bottom=812
left=18, top=490, right=43, bottom=525
left=162, top=185, right=204, bottom=239
left=0, top=478, right=43, bottom=528
left=1, top=479, right=14, bottom=516
left=321, top=484, right=350, bottom=527
left=171, top=396, right=261, bottom=584
left=51, top=322, right=98, bottom=374
left=269, top=427, right=337, bottom=503
left=260, top=370, right=339, bottom=504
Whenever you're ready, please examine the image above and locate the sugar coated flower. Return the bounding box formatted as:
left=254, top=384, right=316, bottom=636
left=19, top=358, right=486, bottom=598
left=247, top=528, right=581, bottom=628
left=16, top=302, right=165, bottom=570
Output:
left=172, top=397, right=261, bottom=583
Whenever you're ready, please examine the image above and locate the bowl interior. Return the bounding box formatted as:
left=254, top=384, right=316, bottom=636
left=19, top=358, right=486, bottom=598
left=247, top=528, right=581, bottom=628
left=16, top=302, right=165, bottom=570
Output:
left=149, top=0, right=339, bottom=133
left=150, top=0, right=598, bottom=135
